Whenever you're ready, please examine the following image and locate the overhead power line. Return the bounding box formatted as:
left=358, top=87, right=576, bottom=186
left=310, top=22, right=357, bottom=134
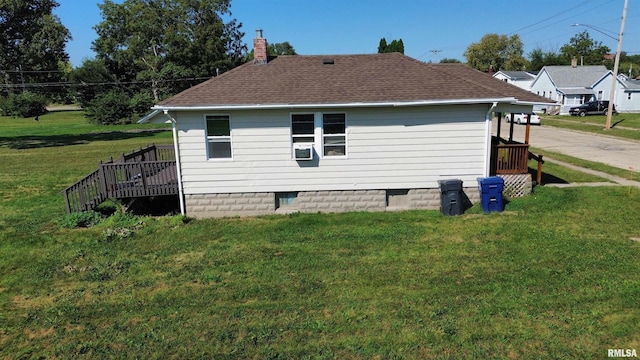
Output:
left=0, top=75, right=213, bottom=89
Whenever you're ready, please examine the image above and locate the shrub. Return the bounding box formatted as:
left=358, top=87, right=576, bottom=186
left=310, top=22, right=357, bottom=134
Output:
left=58, top=211, right=103, bottom=228
left=0, top=91, right=48, bottom=118
left=130, top=91, right=155, bottom=119
left=84, top=90, right=133, bottom=125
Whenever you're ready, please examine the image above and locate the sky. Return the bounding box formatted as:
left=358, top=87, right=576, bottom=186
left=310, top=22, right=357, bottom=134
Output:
left=54, top=0, right=639, bottom=68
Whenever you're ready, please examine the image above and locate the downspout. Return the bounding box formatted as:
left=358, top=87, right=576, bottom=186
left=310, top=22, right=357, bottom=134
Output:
left=484, top=102, right=498, bottom=177
left=164, top=110, right=186, bottom=215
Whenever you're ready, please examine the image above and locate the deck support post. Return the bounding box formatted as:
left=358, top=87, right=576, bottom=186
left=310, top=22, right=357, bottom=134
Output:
left=537, top=155, right=543, bottom=185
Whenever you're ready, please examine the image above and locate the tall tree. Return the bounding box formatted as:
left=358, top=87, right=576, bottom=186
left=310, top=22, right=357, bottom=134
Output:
left=0, top=0, right=71, bottom=98
left=528, top=47, right=566, bottom=71
left=268, top=42, right=297, bottom=56
left=92, top=0, right=246, bottom=102
left=560, top=31, right=610, bottom=65
left=378, top=38, right=388, bottom=53
left=464, top=33, right=528, bottom=72
left=378, top=37, right=404, bottom=54
left=246, top=41, right=297, bottom=61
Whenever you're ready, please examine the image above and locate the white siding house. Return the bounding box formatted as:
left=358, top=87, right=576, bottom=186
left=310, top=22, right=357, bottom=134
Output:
left=492, top=71, right=536, bottom=91
left=142, top=32, right=553, bottom=218
left=592, top=74, right=640, bottom=113
left=529, top=65, right=640, bottom=114
left=175, top=105, right=487, bottom=194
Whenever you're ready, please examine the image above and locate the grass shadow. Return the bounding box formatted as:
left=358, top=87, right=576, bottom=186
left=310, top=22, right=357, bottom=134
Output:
left=611, top=118, right=626, bottom=128
left=529, top=167, right=569, bottom=185
left=0, top=129, right=169, bottom=150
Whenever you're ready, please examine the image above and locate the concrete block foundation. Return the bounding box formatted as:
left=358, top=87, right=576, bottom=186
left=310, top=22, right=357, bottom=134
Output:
left=185, top=187, right=481, bottom=218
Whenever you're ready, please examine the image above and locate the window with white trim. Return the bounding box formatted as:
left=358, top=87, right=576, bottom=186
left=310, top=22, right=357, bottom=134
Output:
left=291, top=114, right=314, bottom=144
left=206, top=115, right=232, bottom=159
left=322, top=113, right=346, bottom=157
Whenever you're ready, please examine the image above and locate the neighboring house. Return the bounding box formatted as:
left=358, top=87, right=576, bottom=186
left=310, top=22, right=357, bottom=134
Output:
left=528, top=65, right=640, bottom=114
left=604, top=74, right=640, bottom=113
left=492, top=71, right=536, bottom=91
left=141, top=30, right=553, bottom=218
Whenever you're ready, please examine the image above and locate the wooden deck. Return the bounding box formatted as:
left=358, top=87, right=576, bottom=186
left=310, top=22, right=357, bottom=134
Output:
left=491, top=111, right=545, bottom=185
left=63, top=144, right=178, bottom=213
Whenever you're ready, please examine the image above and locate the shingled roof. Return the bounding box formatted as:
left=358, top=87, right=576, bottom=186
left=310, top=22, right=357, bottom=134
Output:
left=156, top=53, right=553, bottom=108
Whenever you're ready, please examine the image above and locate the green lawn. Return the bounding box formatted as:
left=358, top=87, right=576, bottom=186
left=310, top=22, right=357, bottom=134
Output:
left=1, top=111, right=639, bottom=359
left=542, top=113, right=640, bottom=141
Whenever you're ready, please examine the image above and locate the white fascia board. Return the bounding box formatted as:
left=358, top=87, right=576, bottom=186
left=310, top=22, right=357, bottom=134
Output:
left=136, top=109, right=162, bottom=124
left=151, top=98, right=523, bottom=112
left=512, top=100, right=558, bottom=106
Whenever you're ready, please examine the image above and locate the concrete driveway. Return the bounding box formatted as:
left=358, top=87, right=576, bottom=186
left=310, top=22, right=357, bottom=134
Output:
left=493, top=118, right=640, bottom=172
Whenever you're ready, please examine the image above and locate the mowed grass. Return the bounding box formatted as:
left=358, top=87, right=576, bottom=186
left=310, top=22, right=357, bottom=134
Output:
left=1, top=112, right=640, bottom=359
left=542, top=113, right=640, bottom=141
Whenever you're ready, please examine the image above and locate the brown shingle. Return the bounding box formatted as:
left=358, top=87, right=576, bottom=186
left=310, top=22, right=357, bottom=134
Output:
left=159, top=53, right=552, bottom=107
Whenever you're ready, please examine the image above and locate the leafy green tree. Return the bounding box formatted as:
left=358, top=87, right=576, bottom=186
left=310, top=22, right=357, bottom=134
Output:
left=0, top=0, right=71, bottom=98
left=69, top=59, right=116, bottom=108
left=0, top=91, right=48, bottom=117
left=464, top=33, right=528, bottom=72
left=92, top=0, right=246, bottom=102
left=84, top=90, right=133, bottom=125
left=269, top=42, right=297, bottom=56
left=246, top=41, right=297, bottom=60
left=528, top=47, right=567, bottom=71
left=560, top=31, right=610, bottom=65
left=439, top=58, right=462, bottom=63
left=616, top=52, right=640, bottom=78
left=378, top=38, right=404, bottom=54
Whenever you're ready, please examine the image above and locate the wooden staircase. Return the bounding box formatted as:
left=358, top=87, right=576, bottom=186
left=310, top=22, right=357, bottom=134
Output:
left=63, top=144, right=178, bottom=213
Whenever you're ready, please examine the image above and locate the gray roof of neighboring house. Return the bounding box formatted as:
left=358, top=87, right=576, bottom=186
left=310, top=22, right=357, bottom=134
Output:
left=499, top=71, right=536, bottom=80
left=623, top=78, right=640, bottom=91
left=558, top=88, right=595, bottom=95
left=542, top=65, right=609, bottom=88
left=157, top=53, right=554, bottom=108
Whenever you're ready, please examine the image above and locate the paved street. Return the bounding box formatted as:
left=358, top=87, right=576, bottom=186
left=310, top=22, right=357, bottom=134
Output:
left=493, top=119, right=640, bottom=173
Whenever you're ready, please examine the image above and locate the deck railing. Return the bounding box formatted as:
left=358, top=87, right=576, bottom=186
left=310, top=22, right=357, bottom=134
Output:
left=492, top=137, right=544, bottom=185
left=63, top=144, right=177, bottom=213
left=495, top=143, right=530, bottom=174
left=115, top=144, right=175, bottom=163
left=103, top=161, right=177, bottom=199
left=63, top=168, right=107, bottom=213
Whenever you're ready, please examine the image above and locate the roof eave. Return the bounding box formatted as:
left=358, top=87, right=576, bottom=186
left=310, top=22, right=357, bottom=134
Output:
left=152, top=98, right=540, bottom=111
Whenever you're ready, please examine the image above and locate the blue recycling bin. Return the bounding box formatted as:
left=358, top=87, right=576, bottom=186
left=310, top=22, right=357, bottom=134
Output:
left=477, top=176, right=505, bottom=212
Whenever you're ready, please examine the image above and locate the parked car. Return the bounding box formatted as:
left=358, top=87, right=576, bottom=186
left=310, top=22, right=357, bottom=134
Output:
left=505, top=113, right=541, bottom=125
left=569, top=101, right=617, bottom=116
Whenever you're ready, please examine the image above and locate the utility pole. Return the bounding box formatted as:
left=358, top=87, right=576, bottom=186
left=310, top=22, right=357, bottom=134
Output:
left=430, top=49, right=442, bottom=63
left=606, top=0, right=628, bottom=131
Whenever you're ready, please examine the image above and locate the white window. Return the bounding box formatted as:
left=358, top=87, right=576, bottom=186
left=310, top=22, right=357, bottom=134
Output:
left=206, top=115, right=232, bottom=159
left=291, top=114, right=314, bottom=144
left=322, top=113, right=346, bottom=157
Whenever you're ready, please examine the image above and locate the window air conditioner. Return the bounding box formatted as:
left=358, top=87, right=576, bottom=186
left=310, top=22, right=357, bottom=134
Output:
left=293, top=143, right=313, bottom=160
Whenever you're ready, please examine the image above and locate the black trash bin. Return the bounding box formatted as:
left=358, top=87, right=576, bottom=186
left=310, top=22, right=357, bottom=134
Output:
left=438, top=179, right=464, bottom=216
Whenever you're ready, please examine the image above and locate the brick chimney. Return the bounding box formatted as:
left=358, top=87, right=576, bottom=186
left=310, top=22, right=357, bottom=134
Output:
left=253, top=29, right=268, bottom=64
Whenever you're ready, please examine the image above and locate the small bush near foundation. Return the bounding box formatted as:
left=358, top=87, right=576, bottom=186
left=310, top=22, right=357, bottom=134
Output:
left=58, top=211, right=103, bottom=228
